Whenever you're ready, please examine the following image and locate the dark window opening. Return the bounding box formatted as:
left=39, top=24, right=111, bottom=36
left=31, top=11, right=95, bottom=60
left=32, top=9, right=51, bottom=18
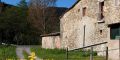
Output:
left=78, top=9, right=80, bottom=12
left=99, top=2, right=104, bottom=20
left=110, top=24, right=120, bottom=40
left=83, top=7, right=86, bottom=16
left=100, top=30, right=103, bottom=35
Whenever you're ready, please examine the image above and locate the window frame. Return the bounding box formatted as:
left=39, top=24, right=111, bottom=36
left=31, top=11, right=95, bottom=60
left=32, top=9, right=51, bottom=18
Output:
left=110, top=24, right=120, bottom=40
left=99, top=1, right=104, bottom=20
left=82, top=7, right=87, bottom=17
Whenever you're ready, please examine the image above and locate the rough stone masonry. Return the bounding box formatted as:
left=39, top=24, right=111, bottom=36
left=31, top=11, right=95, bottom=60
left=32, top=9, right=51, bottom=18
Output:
left=60, top=0, right=120, bottom=60
left=42, top=0, right=120, bottom=60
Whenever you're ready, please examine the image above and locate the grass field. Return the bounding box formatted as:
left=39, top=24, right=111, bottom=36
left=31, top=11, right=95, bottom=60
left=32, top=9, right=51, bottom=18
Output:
left=23, top=50, right=29, bottom=60
left=31, top=47, right=106, bottom=60
left=0, top=45, right=17, bottom=60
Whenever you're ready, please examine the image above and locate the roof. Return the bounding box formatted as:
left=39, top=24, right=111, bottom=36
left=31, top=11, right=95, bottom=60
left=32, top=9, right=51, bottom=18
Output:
left=108, top=23, right=120, bottom=27
left=60, top=0, right=81, bottom=18
left=40, top=32, right=60, bottom=37
left=40, top=1, right=81, bottom=37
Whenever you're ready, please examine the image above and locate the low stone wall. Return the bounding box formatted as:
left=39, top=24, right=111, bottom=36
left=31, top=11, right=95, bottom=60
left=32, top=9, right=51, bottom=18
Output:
left=42, top=36, right=61, bottom=49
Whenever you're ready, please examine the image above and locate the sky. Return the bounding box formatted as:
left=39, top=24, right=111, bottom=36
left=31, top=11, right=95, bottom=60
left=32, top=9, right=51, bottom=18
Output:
left=1, top=0, right=76, bottom=8
left=56, top=0, right=76, bottom=8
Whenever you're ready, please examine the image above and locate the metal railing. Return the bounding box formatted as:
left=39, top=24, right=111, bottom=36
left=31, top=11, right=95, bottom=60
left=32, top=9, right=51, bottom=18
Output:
left=66, top=42, right=108, bottom=60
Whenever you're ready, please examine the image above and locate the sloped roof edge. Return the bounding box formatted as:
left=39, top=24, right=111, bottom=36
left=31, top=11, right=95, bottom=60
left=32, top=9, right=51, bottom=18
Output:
left=40, top=32, right=60, bottom=37
left=60, top=0, right=81, bottom=18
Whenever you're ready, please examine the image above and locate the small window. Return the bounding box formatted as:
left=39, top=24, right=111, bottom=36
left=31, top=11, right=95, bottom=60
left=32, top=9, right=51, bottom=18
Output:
left=83, top=7, right=86, bottom=16
left=99, top=1, right=104, bottom=20
left=110, top=24, right=120, bottom=40
left=100, top=30, right=103, bottom=35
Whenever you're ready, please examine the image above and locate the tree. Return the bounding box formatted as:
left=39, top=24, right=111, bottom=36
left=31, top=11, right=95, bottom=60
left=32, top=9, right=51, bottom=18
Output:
left=0, top=2, right=40, bottom=45
left=28, top=0, right=57, bottom=34
left=0, top=7, right=27, bottom=44
left=18, top=0, right=28, bottom=9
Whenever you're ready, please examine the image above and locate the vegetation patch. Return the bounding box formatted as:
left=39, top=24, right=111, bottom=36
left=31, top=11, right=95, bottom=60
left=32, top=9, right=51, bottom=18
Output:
left=23, top=50, right=29, bottom=60
left=31, top=47, right=105, bottom=60
left=0, top=45, right=17, bottom=60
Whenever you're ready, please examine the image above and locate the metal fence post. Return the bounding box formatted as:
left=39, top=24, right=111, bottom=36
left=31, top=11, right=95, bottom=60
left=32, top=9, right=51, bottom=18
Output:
left=90, top=46, right=93, bottom=60
left=66, top=47, right=68, bottom=60
left=106, top=47, right=108, bottom=60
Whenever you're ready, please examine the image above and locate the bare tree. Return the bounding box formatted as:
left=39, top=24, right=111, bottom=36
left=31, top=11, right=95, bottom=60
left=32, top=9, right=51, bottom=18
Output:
left=28, top=0, right=57, bottom=34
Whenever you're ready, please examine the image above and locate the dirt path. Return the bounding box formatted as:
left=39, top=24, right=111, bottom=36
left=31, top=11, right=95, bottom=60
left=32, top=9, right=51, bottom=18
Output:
left=16, top=46, right=24, bottom=60
left=23, top=46, right=41, bottom=60
left=16, top=46, right=41, bottom=60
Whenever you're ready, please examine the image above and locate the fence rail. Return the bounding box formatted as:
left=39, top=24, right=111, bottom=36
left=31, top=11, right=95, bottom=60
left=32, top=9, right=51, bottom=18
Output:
left=66, top=42, right=108, bottom=60
left=69, top=42, right=107, bottom=51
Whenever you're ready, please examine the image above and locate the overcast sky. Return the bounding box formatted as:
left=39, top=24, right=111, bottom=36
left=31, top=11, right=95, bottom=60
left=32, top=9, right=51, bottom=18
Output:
left=1, top=0, right=76, bottom=8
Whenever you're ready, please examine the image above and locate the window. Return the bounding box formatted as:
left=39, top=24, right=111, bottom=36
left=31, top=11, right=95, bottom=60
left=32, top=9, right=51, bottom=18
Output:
left=78, top=9, right=80, bottom=12
left=83, top=7, right=86, bottom=16
left=100, top=30, right=103, bottom=35
left=110, top=24, right=120, bottom=39
left=99, top=1, right=104, bottom=20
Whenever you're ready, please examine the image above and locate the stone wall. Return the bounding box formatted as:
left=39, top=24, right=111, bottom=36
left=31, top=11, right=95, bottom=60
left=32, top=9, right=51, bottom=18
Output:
left=42, top=36, right=61, bottom=49
left=104, top=0, right=120, bottom=24
left=60, top=0, right=120, bottom=60
left=60, top=0, right=104, bottom=50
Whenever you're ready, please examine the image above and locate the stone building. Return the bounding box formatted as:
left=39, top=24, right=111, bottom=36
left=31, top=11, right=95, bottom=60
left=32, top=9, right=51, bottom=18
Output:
left=41, top=7, right=67, bottom=49
left=42, top=0, right=120, bottom=60
left=60, top=0, right=120, bottom=60
left=41, top=32, right=61, bottom=49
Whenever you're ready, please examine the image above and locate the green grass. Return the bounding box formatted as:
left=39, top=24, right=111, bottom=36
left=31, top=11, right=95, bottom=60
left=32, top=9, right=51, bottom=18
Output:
left=0, top=45, right=17, bottom=60
left=31, top=47, right=66, bottom=60
left=23, top=50, right=29, bottom=60
left=31, top=47, right=106, bottom=60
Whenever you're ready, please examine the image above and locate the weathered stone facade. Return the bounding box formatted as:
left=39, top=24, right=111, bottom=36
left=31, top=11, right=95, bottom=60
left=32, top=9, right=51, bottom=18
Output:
left=41, top=0, right=120, bottom=60
left=42, top=36, right=61, bottom=49
left=60, top=0, right=120, bottom=60
left=41, top=32, right=61, bottom=49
